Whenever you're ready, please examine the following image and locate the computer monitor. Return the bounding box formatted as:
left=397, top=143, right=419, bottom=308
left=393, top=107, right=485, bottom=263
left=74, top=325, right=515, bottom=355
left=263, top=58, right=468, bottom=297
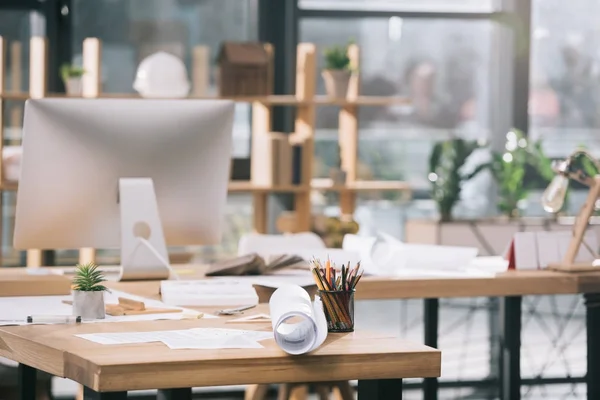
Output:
left=13, top=98, right=235, bottom=281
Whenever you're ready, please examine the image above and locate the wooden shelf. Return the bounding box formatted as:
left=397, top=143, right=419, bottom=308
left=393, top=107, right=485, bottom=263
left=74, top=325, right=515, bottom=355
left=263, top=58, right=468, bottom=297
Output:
left=313, top=96, right=411, bottom=106
left=311, top=179, right=411, bottom=192
left=0, top=181, right=309, bottom=194
left=0, top=92, right=30, bottom=101
left=0, top=181, right=17, bottom=191
left=0, top=92, right=411, bottom=107
left=0, top=38, right=412, bottom=245
left=228, top=181, right=307, bottom=193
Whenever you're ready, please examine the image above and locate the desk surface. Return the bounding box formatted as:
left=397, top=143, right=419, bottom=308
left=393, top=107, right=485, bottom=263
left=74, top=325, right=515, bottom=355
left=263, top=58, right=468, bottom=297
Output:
left=4, top=266, right=600, bottom=301
left=98, top=265, right=600, bottom=301
left=0, top=307, right=440, bottom=392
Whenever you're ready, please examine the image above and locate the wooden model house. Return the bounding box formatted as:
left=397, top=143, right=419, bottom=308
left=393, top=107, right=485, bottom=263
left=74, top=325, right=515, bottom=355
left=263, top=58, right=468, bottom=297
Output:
left=217, top=42, right=271, bottom=96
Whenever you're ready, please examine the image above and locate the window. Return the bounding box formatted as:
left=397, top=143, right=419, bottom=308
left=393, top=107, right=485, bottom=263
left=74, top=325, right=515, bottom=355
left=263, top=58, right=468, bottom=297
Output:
left=299, top=0, right=501, bottom=13
left=302, top=17, right=498, bottom=219
left=72, top=0, right=256, bottom=159
left=530, top=0, right=600, bottom=158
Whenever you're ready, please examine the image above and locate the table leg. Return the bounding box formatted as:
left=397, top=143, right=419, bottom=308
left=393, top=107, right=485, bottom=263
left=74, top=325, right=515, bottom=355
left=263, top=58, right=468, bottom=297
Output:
left=584, top=293, right=600, bottom=400
left=157, top=388, right=192, bottom=400
left=18, top=364, right=36, bottom=400
left=499, top=296, right=521, bottom=400
left=423, top=298, right=439, bottom=400
left=82, top=387, right=127, bottom=400
left=357, top=379, right=402, bottom=399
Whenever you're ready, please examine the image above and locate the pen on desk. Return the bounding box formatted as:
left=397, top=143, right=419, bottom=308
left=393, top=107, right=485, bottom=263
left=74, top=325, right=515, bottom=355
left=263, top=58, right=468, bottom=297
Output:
left=27, top=315, right=82, bottom=324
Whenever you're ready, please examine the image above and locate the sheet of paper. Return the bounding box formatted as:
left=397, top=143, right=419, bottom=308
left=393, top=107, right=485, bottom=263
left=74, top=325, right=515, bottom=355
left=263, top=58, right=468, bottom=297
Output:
left=160, top=280, right=259, bottom=307
left=269, top=284, right=328, bottom=355
left=0, top=290, right=213, bottom=326
left=77, top=328, right=273, bottom=350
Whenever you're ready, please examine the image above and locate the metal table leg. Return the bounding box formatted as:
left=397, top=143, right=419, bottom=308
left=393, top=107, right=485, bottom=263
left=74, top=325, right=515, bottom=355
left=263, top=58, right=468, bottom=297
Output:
left=584, top=293, right=600, bottom=400
left=157, top=388, right=192, bottom=400
left=358, top=379, right=403, bottom=399
left=423, top=298, right=439, bottom=400
left=18, top=364, right=36, bottom=400
left=499, top=296, right=521, bottom=400
left=83, top=387, right=127, bottom=400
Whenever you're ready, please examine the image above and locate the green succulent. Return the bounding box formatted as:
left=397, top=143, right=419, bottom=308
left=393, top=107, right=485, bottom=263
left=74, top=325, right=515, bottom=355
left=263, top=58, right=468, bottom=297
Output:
left=72, top=263, right=107, bottom=292
left=428, top=138, right=488, bottom=222
left=60, top=64, right=85, bottom=82
left=323, top=42, right=352, bottom=70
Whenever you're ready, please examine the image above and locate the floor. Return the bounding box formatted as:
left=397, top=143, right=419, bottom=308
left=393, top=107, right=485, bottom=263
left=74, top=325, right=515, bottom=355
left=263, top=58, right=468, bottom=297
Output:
left=51, top=295, right=587, bottom=400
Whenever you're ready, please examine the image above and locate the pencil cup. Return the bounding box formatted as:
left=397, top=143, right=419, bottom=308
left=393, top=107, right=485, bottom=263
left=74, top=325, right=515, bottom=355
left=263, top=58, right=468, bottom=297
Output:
left=318, top=290, right=355, bottom=333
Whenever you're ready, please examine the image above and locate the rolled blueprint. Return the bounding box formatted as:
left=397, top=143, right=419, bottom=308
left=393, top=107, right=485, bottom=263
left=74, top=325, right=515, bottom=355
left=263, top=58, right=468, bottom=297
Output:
left=269, top=284, right=328, bottom=355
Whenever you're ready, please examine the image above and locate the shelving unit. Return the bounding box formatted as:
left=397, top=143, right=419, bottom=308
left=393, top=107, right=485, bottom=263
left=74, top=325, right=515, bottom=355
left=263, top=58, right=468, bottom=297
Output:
left=0, top=36, right=412, bottom=265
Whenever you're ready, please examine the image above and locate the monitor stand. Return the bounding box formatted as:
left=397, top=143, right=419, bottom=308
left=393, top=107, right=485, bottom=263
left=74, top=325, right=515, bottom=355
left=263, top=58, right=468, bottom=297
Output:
left=118, top=178, right=173, bottom=281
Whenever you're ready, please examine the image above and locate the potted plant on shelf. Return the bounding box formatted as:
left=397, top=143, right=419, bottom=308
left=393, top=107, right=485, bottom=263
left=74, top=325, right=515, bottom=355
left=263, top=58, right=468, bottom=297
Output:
left=428, top=137, right=488, bottom=222
left=60, top=64, right=86, bottom=96
left=488, top=129, right=554, bottom=218
left=72, top=262, right=107, bottom=319
left=322, top=42, right=353, bottom=99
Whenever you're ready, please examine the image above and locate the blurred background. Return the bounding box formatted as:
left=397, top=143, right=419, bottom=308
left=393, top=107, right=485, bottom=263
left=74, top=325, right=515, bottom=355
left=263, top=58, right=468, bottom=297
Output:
left=0, top=0, right=598, bottom=398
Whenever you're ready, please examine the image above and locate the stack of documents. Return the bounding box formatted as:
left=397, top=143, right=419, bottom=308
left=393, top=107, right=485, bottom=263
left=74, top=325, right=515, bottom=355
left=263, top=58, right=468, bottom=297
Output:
left=77, top=328, right=273, bottom=350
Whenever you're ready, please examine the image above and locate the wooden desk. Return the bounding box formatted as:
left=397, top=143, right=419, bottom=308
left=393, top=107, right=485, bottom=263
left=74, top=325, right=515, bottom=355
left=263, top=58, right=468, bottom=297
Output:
left=5, top=266, right=600, bottom=400
left=0, top=309, right=440, bottom=400
left=103, top=267, right=600, bottom=400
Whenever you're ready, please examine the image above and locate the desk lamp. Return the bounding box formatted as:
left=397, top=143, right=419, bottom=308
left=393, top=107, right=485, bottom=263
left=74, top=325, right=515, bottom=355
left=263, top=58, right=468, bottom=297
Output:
left=541, top=149, right=600, bottom=272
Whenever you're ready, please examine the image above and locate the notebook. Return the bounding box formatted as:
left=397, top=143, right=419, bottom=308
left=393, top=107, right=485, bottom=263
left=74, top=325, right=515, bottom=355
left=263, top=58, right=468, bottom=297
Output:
left=205, top=253, right=308, bottom=277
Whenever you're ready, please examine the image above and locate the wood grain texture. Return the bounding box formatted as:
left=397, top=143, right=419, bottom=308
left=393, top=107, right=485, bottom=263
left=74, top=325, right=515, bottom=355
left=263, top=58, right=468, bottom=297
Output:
left=0, top=272, right=72, bottom=296
left=0, top=316, right=440, bottom=392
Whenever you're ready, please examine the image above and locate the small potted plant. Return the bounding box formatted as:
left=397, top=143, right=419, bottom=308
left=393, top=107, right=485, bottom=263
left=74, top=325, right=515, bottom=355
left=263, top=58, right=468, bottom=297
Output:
left=488, top=129, right=554, bottom=218
left=72, top=263, right=107, bottom=319
left=322, top=42, right=353, bottom=98
left=428, top=138, right=488, bottom=222
left=60, top=64, right=85, bottom=96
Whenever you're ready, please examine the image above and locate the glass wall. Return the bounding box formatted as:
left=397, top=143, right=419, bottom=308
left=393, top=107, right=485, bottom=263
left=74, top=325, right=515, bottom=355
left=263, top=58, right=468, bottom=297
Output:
left=530, top=0, right=600, bottom=157
left=72, top=0, right=255, bottom=159
left=302, top=16, right=500, bottom=232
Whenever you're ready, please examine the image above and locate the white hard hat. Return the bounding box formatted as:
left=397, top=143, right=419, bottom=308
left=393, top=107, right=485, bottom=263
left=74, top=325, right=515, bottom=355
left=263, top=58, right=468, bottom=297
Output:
left=133, top=51, right=190, bottom=98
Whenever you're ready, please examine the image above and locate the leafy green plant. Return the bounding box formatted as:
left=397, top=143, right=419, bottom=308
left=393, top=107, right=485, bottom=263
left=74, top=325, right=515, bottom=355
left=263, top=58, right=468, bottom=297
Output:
left=428, top=138, right=488, bottom=221
left=488, top=129, right=554, bottom=218
left=60, top=64, right=85, bottom=82
left=72, top=263, right=107, bottom=292
left=323, top=42, right=352, bottom=71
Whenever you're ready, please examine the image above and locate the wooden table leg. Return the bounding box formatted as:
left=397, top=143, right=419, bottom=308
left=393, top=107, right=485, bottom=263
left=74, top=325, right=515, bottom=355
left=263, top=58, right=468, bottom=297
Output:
left=289, top=385, right=308, bottom=400
left=76, top=385, right=84, bottom=400
left=357, top=379, right=402, bottom=399
left=315, top=384, right=330, bottom=400
left=277, top=384, right=291, bottom=400
left=245, top=384, right=269, bottom=400
left=333, top=381, right=354, bottom=400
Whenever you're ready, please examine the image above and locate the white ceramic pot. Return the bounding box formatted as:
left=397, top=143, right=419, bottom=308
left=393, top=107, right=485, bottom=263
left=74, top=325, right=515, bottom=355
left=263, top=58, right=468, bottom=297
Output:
left=322, top=69, right=351, bottom=98
left=65, top=77, right=82, bottom=96
left=72, top=290, right=105, bottom=320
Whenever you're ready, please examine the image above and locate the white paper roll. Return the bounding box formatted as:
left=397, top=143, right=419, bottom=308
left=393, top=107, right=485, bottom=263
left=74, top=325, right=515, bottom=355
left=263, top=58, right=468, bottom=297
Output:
left=269, top=284, right=328, bottom=355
